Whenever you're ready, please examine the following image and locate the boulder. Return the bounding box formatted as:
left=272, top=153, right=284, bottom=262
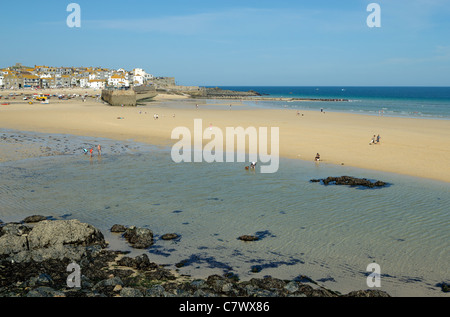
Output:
left=110, top=224, right=127, bottom=233
left=27, top=220, right=106, bottom=249
left=0, top=220, right=106, bottom=262
left=117, top=254, right=157, bottom=270
left=120, top=287, right=144, bottom=297
left=122, top=226, right=154, bottom=249
left=23, top=215, right=48, bottom=224
left=161, top=233, right=179, bottom=240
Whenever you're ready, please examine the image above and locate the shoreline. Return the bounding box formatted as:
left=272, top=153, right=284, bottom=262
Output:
left=1, top=90, right=449, bottom=183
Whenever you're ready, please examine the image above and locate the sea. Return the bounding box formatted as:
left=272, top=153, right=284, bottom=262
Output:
left=0, top=87, right=449, bottom=297
left=210, top=86, right=450, bottom=120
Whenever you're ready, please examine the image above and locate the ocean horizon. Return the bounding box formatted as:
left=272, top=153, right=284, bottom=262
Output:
left=207, top=86, right=450, bottom=120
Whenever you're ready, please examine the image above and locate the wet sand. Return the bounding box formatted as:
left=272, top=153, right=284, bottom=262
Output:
left=1, top=89, right=449, bottom=182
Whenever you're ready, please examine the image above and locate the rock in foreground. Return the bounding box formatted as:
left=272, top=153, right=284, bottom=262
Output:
left=0, top=218, right=393, bottom=297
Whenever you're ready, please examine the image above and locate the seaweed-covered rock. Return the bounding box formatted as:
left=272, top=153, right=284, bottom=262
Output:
left=161, top=233, right=179, bottom=240
left=238, top=235, right=259, bottom=242
left=23, top=215, right=48, bottom=224
left=344, top=289, right=391, bottom=297
left=110, top=224, right=127, bottom=233
left=0, top=219, right=392, bottom=298
left=117, top=254, right=157, bottom=271
left=123, top=226, right=154, bottom=249
left=310, top=176, right=388, bottom=188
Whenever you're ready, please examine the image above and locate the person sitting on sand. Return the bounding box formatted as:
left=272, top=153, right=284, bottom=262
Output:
left=369, top=135, right=377, bottom=145
left=315, top=153, right=321, bottom=161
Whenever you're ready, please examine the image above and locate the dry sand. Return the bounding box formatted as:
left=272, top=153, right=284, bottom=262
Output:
left=1, top=89, right=450, bottom=183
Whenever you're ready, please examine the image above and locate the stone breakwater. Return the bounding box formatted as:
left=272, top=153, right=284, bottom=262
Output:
left=101, top=89, right=137, bottom=107
left=0, top=216, right=396, bottom=298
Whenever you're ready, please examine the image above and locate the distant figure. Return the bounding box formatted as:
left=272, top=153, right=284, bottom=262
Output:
left=377, top=134, right=381, bottom=144
left=196, top=104, right=198, bottom=109
left=315, top=153, right=321, bottom=161
left=83, top=148, right=88, bottom=155
left=369, top=135, right=377, bottom=145
left=97, top=144, right=102, bottom=156
left=89, top=148, right=93, bottom=158
left=320, top=108, right=323, bottom=113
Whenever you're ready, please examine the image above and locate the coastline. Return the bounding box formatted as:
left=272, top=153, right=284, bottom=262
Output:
left=1, top=89, right=449, bottom=183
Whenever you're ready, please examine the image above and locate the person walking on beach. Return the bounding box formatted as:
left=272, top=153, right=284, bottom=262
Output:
left=89, top=148, right=93, bottom=158
left=97, top=144, right=102, bottom=156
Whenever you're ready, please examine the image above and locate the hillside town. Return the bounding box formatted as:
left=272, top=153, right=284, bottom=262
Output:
left=0, top=63, right=156, bottom=90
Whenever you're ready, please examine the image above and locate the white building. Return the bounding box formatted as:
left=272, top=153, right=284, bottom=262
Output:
left=79, top=77, right=89, bottom=88
left=132, top=68, right=153, bottom=86
left=108, top=74, right=129, bottom=87
left=88, top=79, right=106, bottom=90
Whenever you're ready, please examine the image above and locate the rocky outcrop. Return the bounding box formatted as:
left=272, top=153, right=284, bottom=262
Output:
left=204, top=87, right=261, bottom=98
left=0, top=219, right=394, bottom=297
left=0, top=219, right=106, bottom=263
left=310, top=176, right=388, bottom=188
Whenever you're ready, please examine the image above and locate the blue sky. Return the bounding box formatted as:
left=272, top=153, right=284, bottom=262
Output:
left=1, top=0, right=450, bottom=86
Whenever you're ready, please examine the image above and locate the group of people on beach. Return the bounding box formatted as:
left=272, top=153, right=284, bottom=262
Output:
left=83, top=144, right=102, bottom=158
left=369, top=134, right=381, bottom=145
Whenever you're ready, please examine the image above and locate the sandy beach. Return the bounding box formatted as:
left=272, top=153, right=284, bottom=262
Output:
left=1, top=88, right=450, bottom=183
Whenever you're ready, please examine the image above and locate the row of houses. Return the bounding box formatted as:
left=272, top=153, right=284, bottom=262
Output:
left=0, top=63, right=154, bottom=89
